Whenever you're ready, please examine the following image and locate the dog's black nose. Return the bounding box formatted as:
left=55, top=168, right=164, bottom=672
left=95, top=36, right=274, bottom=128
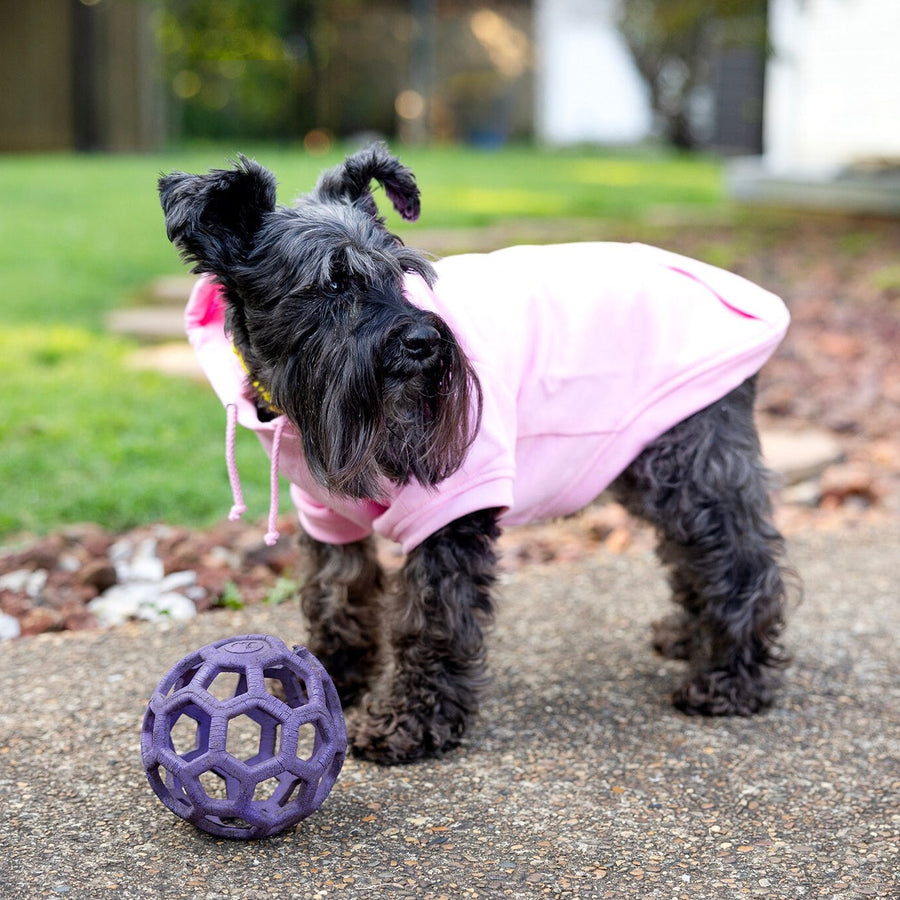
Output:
left=400, top=323, right=440, bottom=360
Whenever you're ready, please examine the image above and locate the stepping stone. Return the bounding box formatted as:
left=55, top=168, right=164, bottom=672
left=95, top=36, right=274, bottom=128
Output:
left=107, top=307, right=186, bottom=341
left=128, top=342, right=203, bottom=379
left=146, top=275, right=196, bottom=304
left=760, top=429, right=844, bottom=485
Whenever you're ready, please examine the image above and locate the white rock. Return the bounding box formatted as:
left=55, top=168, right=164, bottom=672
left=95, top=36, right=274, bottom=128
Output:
left=0, top=612, right=21, bottom=640
left=137, top=592, right=196, bottom=622
left=58, top=553, right=82, bottom=573
left=135, top=537, right=159, bottom=560
left=160, top=570, right=196, bottom=592
left=0, top=569, right=35, bottom=593
left=112, top=537, right=166, bottom=583
left=88, top=584, right=148, bottom=627
left=0, top=569, right=49, bottom=599
left=24, top=569, right=48, bottom=599
left=129, top=555, right=165, bottom=583
left=109, top=537, right=134, bottom=564
left=109, top=538, right=135, bottom=581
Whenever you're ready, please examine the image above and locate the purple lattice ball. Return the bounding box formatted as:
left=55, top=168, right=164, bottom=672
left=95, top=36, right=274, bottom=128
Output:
left=141, top=634, right=346, bottom=839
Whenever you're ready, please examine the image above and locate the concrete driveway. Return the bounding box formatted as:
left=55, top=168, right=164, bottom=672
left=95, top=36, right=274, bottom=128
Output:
left=1, top=524, right=897, bottom=899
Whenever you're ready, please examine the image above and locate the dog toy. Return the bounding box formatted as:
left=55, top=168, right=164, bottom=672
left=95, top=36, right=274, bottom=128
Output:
left=141, top=634, right=346, bottom=839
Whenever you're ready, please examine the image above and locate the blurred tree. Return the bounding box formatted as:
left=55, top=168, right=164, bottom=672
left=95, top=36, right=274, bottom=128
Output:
left=618, top=0, right=767, bottom=149
left=158, top=0, right=413, bottom=142
left=158, top=0, right=328, bottom=141
left=156, top=0, right=533, bottom=145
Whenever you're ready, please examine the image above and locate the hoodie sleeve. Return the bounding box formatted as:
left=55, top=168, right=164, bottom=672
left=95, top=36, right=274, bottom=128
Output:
left=289, top=485, right=381, bottom=546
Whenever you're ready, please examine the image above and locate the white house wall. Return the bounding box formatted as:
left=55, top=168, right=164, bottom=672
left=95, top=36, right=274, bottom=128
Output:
left=534, top=0, right=652, bottom=145
left=766, top=0, right=900, bottom=172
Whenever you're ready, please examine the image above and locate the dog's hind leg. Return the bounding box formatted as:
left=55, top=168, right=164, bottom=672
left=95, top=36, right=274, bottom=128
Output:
left=611, top=377, right=790, bottom=715
left=348, top=509, right=501, bottom=764
left=299, top=535, right=385, bottom=707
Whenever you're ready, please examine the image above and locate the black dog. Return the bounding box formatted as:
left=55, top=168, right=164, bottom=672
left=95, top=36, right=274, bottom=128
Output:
left=160, top=144, right=791, bottom=765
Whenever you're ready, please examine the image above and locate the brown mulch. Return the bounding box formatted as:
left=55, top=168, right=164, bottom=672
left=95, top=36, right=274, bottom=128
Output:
left=2, top=213, right=898, bottom=638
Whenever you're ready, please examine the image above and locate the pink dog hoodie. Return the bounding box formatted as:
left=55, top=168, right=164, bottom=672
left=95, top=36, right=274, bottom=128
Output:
left=185, top=242, right=789, bottom=553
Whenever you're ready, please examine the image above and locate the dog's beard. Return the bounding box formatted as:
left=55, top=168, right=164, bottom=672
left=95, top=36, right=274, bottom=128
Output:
left=269, top=322, right=482, bottom=500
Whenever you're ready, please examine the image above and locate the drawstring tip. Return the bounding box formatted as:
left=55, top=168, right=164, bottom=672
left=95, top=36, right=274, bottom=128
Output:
left=228, top=504, right=247, bottom=522
left=263, top=530, right=280, bottom=546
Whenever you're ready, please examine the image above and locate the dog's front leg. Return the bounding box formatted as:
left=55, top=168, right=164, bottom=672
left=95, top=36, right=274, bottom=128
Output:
left=299, top=534, right=385, bottom=707
left=349, top=509, right=501, bottom=765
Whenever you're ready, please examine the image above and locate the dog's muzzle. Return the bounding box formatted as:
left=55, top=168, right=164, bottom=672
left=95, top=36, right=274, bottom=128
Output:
left=382, top=320, right=443, bottom=376
left=399, top=323, right=440, bottom=362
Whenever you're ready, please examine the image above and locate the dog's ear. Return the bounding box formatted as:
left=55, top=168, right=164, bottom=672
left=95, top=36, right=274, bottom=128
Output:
left=158, top=156, right=277, bottom=273
left=312, top=142, right=421, bottom=222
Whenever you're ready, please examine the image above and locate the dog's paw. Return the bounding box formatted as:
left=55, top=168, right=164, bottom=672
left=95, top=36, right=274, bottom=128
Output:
left=673, top=668, right=775, bottom=717
left=345, top=700, right=460, bottom=765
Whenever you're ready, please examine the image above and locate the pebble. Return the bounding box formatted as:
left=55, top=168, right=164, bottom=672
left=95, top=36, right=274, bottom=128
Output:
left=89, top=582, right=197, bottom=627
left=0, top=611, right=21, bottom=640
left=136, top=590, right=196, bottom=622
left=0, top=568, right=48, bottom=598
left=88, top=585, right=143, bottom=626
left=129, top=555, right=166, bottom=583
left=86, top=539, right=198, bottom=627
left=160, top=570, right=197, bottom=592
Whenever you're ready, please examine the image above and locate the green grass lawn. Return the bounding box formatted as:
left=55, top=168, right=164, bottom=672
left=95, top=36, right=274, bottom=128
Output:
left=0, top=143, right=724, bottom=540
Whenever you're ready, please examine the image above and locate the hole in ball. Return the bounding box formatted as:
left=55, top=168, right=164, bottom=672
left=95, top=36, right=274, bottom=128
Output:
left=206, top=669, right=247, bottom=701
left=296, top=722, right=318, bottom=760
left=169, top=709, right=208, bottom=759
left=198, top=768, right=228, bottom=801
left=264, top=666, right=309, bottom=708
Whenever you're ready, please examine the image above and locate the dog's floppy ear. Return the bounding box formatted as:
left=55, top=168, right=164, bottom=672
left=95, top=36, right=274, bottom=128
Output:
left=158, top=156, right=277, bottom=274
left=312, top=142, right=421, bottom=222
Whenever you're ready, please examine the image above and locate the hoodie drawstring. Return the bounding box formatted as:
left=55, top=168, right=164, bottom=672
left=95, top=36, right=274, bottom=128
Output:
left=225, top=403, right=284, bottom=547
left=264, top=418, right=285, bottom=546
left=225, top=403, right=246, bottom=521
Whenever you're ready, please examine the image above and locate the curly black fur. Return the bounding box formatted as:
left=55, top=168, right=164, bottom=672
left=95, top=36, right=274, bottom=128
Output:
left=297, top=531, right=385, bottom=707
left=344, top=508, right=500, bottom=764
left=610, top=377, right=790, bottom=716
left=160, top=145, right=792, bottom=765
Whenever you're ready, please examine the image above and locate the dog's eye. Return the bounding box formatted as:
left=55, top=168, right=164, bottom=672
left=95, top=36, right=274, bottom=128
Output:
left=317, top=277, right=343, bottom=298
left=325, top=260, right=349, bottom=296
left=306, top=280, right=342, bottom=299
